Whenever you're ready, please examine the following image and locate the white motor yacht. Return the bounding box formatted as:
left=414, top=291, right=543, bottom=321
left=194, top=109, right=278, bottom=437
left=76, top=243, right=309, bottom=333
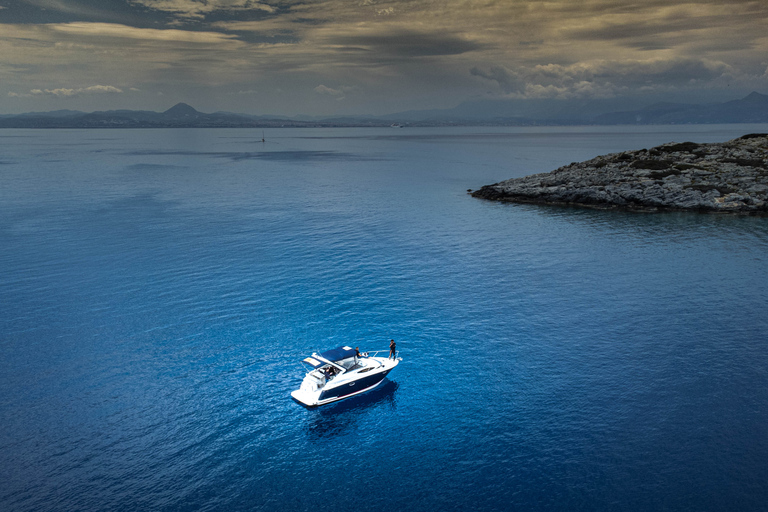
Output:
left=291, top=346, right=401, bottom=407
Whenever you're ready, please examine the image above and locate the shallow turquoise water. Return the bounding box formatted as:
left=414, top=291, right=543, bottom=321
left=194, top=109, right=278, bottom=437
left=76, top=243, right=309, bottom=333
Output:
left=1, top=126, right=768, bottom=511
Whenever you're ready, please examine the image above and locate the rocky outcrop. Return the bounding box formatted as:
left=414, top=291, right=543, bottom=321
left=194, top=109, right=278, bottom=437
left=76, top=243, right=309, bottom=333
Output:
left=471, top=134, right=768, bottom=214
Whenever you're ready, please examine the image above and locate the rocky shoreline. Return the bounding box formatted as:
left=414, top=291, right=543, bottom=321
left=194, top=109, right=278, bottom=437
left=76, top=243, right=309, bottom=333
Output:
left=471, top=134, right=768, bottom=215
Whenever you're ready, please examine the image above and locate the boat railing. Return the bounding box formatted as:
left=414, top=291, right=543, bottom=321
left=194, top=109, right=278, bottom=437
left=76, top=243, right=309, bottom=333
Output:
left=300, top=350, right=400, bottom=374
left=360, top=349, right=400, bottom=360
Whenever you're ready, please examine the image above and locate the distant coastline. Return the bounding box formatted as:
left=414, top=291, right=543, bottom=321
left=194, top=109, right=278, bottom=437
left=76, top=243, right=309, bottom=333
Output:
left=472, top=134, right=768, bottom=215
left=2, top=92, right=768, bottom=129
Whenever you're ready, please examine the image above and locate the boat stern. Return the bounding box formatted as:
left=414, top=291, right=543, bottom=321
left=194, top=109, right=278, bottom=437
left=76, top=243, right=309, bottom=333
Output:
left=291, top=372, right=324, bottom=407
left=290, top=388, right=321, bottom=407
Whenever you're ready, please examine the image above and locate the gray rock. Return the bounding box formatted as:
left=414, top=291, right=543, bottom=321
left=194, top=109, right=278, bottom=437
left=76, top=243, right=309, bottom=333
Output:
left=472, top=134, right=768, bottom=214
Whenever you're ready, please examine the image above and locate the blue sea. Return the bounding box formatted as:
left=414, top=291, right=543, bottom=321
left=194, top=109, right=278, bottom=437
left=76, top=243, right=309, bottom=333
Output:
left=2, top=125, right=768, bottom=511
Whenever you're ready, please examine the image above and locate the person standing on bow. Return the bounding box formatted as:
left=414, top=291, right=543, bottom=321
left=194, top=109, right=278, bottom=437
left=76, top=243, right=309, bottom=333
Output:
left=389, top=339, right=396, bottom=359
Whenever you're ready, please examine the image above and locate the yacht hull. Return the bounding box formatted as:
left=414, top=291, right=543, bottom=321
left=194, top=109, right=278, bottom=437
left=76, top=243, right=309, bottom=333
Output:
left=291, top=355, right=399, bottom=408
left=291, top=373, right=387, bottom=407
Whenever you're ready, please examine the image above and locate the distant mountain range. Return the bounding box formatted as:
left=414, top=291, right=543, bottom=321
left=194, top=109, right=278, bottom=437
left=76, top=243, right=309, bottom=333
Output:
left=382, top=91, right=768, bottom=125
left=0, top=102, right=315, bottom=128
left=591, top=92, right=768, bottom=124
left=2, top=92, right=767, bottom=128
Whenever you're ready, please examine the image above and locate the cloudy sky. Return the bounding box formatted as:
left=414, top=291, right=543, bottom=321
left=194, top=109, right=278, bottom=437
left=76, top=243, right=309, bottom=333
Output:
left=2, top=0, right=768, bottom=115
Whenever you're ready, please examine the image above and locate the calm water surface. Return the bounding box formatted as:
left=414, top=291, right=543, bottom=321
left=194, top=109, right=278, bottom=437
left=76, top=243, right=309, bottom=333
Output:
left=1, top=126, right=768, bottom=511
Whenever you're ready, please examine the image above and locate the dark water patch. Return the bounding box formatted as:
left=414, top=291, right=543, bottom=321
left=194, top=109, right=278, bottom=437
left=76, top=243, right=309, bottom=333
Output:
left=491, top=199, right=768, bottom=243
left=125, top=163, right=188, bottom=171
left=254, top=150, right=382, bottom=162
left=302, top=380, right=399, bottom=441
left=123, top=149, right=381, bottom=162
left=294, top=131, right=675, bottom=143
left=92, top=191, right=180, bottom=214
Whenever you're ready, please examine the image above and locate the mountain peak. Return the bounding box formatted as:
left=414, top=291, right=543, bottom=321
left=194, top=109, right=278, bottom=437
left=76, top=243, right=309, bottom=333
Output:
left=743, top=91, right=768, bottom=102
left=163, top=103, right=199, bottom=117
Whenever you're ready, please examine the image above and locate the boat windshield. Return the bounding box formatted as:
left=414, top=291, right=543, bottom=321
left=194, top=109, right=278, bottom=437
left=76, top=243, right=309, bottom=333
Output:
left=302, top=346, right=357, bottom=368
left=300, top=346, right=369, bottom=376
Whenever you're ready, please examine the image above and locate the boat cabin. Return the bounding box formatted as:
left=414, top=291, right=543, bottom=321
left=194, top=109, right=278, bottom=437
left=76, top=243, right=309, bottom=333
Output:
left=300, top=346, right=366, bottom=387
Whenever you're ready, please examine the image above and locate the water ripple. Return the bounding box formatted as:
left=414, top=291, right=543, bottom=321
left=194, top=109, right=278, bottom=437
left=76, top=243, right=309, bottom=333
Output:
left=2, top=126, right=768, bottom=511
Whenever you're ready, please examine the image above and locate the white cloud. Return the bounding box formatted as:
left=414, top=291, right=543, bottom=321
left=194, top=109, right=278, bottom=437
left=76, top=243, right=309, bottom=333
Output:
left=50, top=22, right=241, bottom=44
left=9, top=85, right=124, bottom=98
left=314, top=85, right=345, bottom=97
left=314, top=84, right=357, bottom=100
left=472, top=58, right=738, bottom=99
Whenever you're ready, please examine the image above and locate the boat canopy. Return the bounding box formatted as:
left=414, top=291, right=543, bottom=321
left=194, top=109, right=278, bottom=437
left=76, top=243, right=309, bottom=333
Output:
left=302, top=346, right=356, bottom=368
left=321, top=346, right=356, bottom=362
left=301, top=356, right=326, bottom=368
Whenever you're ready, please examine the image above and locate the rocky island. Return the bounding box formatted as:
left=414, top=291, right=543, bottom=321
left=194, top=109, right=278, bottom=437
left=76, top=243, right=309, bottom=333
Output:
left=472, top=134, right=768, bottom=215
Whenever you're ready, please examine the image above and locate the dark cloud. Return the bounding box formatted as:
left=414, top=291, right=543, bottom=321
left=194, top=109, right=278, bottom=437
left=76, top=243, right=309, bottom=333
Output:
left=4, top=0, right=169, bottom=27
left=563, top=4, right=768, bottom=52
left=623, top=40, right=674, bottom=51
left=327, top=31, right=487, bottom=59
left=566, top=17, right=709, bottom=42
left=470, top=67, right=525, bottom=94
left=4, top=0, right=283, bottom=31
left=642, top=59, right=731, bottom=84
